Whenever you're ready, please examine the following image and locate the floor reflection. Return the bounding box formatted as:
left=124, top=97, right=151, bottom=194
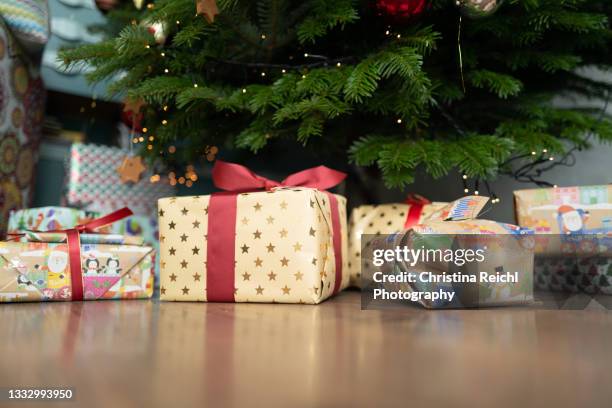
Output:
left=0, top=293, right=611, bottom=407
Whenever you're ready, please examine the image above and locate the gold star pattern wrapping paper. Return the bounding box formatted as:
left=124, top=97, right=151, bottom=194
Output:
left=347, top=202, right=447, bottom=288
left=158, top=187, right=348, bottom=303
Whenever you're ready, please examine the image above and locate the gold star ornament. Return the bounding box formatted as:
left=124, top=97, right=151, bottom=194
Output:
left=117, top=155, right=146, bottom=184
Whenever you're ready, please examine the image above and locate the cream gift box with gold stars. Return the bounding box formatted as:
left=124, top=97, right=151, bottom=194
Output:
left=158, top=187, right=349, bottom=303
left=347, top=199, right=447, bottom=287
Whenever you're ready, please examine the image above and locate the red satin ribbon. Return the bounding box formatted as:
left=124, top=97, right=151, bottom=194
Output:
left=404, top=194, right=431, bottom=229
left=207, top=161, right=347, bottom=302
left=34, top=207, right=133, bottom=301
left=324, top=192, right=343, bottom=295
left=206, top=193, right=237, bottom=302
left=66, top=229, right=84, bottom=301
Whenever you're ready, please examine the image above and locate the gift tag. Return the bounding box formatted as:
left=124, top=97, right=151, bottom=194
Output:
left=424, top=196, right=489, bottom=222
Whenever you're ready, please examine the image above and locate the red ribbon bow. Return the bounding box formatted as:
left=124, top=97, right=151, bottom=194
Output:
left=48, top=208, right=133, bottom=301
left=404, top=193, right=431, bottom=229
left=207, top=161, right=347, bottom=302
left=211, top=160, right=347, bottom=192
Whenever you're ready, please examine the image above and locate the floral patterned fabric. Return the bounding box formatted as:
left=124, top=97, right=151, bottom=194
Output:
left=0, top=18, right=44, bottom=237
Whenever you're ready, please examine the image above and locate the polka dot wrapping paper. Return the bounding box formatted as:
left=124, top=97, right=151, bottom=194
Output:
left=347, top=201, right=447, bottom=288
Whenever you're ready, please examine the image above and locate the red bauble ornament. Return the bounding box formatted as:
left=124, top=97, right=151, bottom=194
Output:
left=376, top=0, right=427, bottom=19
left=121, top=109, right=143, bottom=132
left=122, top=97, right=145, bottom=132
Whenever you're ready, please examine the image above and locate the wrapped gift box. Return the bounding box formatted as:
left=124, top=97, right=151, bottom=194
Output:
left=534, top=256, right=612, bottom=295
left=409, top=196, right=532, bottom=235
left=65, top=143, right=175, bottom=217
left=9, top=231, right=145, bottom=246
left=348, top=197, right=446, bottom=287
left=8, top=207, right=98, bottom=232
left=8, top=206, right=161, bottom=286
left=514, top=185, right=612, bottom=234
left=158, top=162, right=349, bottom=304
left=363, top=196, right=535, bottom=308
left=8, top=206, right=158, bottom=245
left=0, top=233, right=154, bottom=302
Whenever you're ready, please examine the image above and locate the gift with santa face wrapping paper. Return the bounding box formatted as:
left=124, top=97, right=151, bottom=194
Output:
left=0, top=209, right=154, bottom=302
left=515, top=185, right=612, bottom=294
left=347, top=195, right=447, bottom=288
left=158, top=161, right=349, bottom=304
left=514, top=185, right=612, bottom=235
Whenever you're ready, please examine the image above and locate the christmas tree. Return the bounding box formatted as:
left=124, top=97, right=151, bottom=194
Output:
left=61, top=0, right=612, bottom=188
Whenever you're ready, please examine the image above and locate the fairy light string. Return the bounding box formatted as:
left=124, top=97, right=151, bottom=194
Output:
left=137, top=7, right=607, bottom=195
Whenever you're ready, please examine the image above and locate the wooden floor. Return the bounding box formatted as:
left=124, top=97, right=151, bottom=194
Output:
left=1, top=291, right=612, bottom=408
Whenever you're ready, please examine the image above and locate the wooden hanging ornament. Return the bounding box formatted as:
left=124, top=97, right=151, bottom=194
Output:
left=196, top=0, right=219, bottom=23
left=117, top=113, right=147, bottom=184
left=117, top=155, right=147, bottom=184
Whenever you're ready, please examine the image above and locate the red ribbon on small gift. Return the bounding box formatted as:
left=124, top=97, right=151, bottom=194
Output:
left=207, top=161, right=347, bottom=302
left=31, top=208, right=133, bottom=301
left=403, top=194, right=431, bottom=229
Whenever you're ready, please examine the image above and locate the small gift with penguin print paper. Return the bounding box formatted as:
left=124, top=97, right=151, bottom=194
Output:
left=0, top=208, right=154, bottom=302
